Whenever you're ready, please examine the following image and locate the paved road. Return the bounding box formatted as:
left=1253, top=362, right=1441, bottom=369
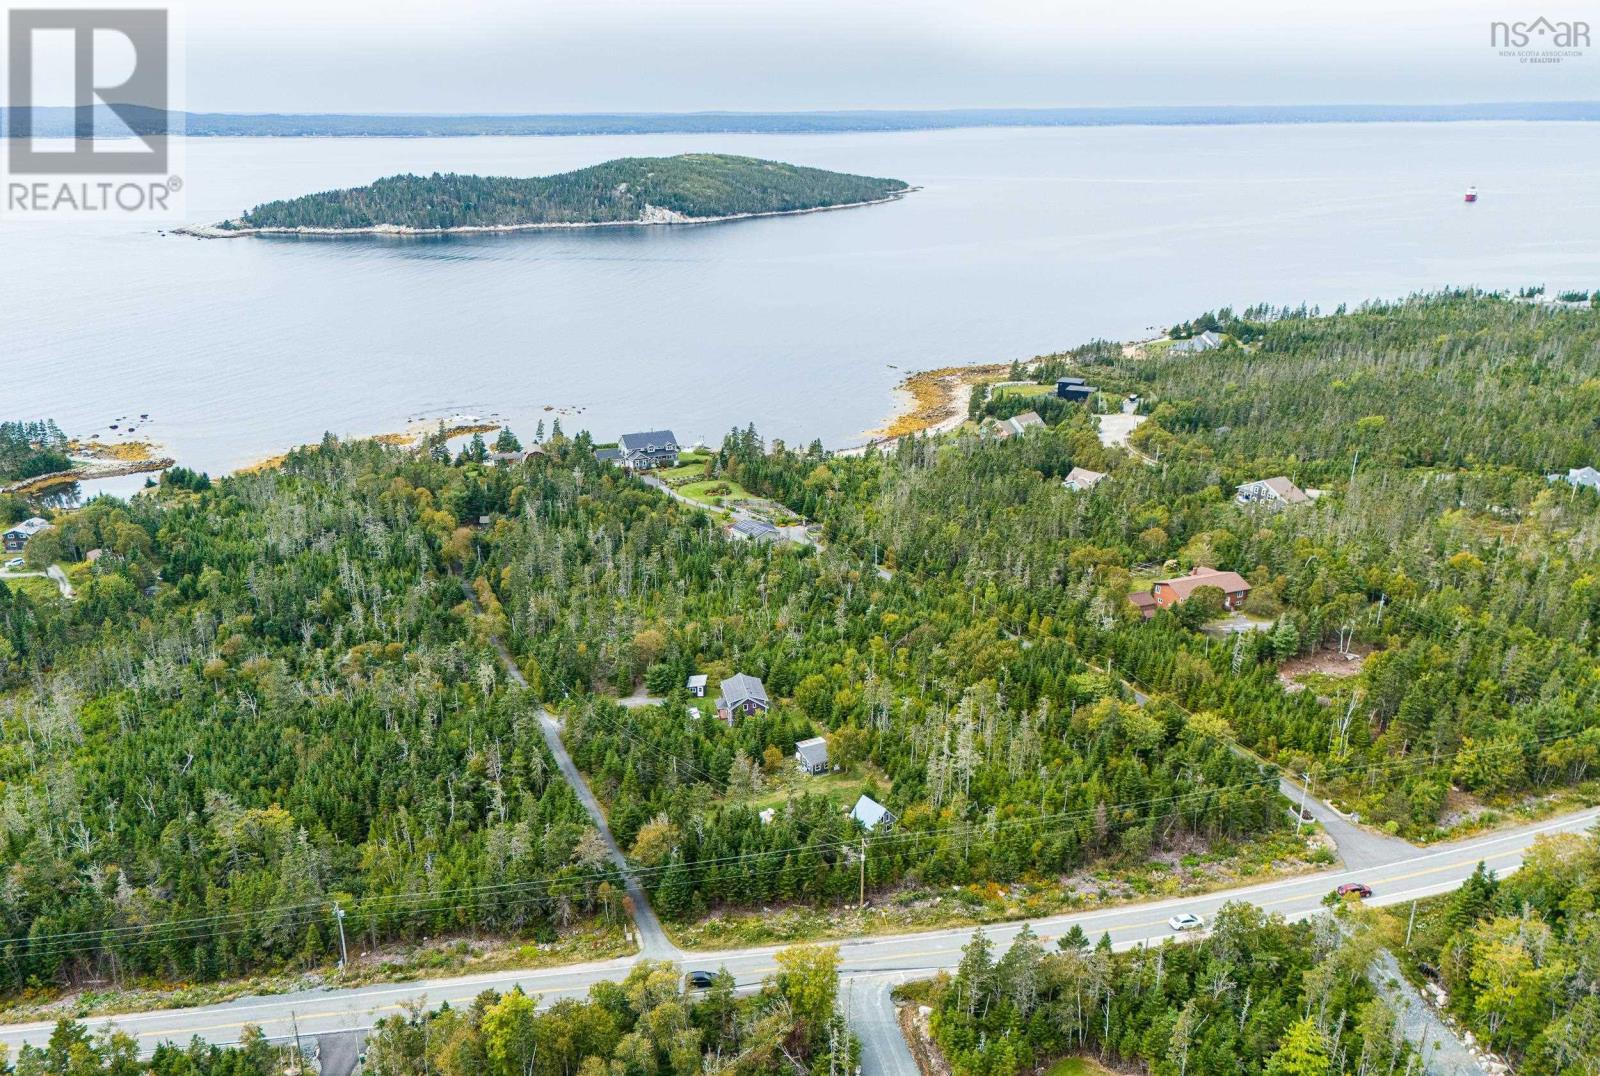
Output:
left=846, top=973, right=920, bottom=1076
left=2, top=806, right=1590, bottom=1059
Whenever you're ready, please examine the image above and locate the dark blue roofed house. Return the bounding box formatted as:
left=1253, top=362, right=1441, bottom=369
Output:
left=1056, top=377, right=1097, bottom=403
left=598, top=430, right=680, bottom=471
left=715, top=673, right=769, bottom=725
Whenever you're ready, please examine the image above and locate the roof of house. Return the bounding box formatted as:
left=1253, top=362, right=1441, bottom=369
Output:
left=593, top=447, right=623, bottom=463
left=1065, top=466, right=1107, bottom=490
left=850, top=794, right=896, bottom=830
left=1170, top=330, right=1223, bottom=353
left=1010, top=410, right=1044, bottom=429
left=1559, top=466, right=1600, bottom=489
left=1128, top=591, right=1159, bottom=611
left=795, top=736, right=829, bottom=767
left=618, top=430, right=679, bottom=456
left=4, top=517, right=50, bottom=538
left=717, top=673, right=769, bottom=708
left=1242, top=476, right=1311, bottom=504
left=1157, top=566, right=1252, bottom=601
left=488, top=449, right=543, bottom=463
left=731, top=518, right=779, bottom=539
left=1058, top=377, right=1086, bottom=387
left=686, top=674, right=708, bottom=691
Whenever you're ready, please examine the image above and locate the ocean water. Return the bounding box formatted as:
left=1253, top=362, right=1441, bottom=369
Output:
left=5, top=121, right=1600, bottom=477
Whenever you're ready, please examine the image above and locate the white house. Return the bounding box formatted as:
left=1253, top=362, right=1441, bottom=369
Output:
left=1063, top=467, right=1106, bottom=492
left=686, top=674, right=708, bottom=697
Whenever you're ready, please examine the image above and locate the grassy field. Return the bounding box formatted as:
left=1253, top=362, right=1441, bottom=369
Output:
left=735, top=763, right=887, bottom=814
left=1045, top=1058, right=1118, bottom=1076
left=0, top=574, right=60, bottom=603
left=990, top=382, right=1054, bottom=400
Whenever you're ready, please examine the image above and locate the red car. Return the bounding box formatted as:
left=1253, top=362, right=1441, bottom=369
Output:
left=1337, top=883, right=1373, bottom=899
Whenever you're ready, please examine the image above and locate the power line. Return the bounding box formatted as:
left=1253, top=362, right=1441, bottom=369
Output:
left=5, top=722, right=1581, bottom=964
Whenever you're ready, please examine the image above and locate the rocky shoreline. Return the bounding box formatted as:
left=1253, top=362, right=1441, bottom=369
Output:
left=173, top=189, right=915, bottom=239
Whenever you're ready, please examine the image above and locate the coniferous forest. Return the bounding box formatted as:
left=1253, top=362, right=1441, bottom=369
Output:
left=0, top=292, right=1598, bottom=1070
left=233, top=154, right=910, bottom=231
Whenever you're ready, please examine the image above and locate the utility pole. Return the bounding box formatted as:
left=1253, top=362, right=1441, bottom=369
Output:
left=1296, top=773, right=1311, bottom=835
left=859, top=836, right=867, bottom=908
left=290, top=1010, right=303, bottom=1073
left=333, top=904, right=349, bottom=969
left=1405, top=900, right=1418, bottom=947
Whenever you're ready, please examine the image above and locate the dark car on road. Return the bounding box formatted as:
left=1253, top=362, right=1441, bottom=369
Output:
left=685, top=970, right=717, bottom=989
left=1336, top=882, right=1373, bottom=899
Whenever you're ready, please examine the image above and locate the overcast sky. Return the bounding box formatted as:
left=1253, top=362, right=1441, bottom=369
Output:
left=168, top=0, right=1596, bottom=112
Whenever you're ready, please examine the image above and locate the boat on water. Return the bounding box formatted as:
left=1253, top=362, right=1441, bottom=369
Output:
left=1464, top=186, right=1478, bottom=203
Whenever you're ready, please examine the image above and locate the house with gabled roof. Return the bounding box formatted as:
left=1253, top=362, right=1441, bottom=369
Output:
left=989, top=410, right=1045, bottom=441
left=2, top=517, right=50, bottom=553
left=1235, top=476, right=1310, bottom=508
left=1151, top=566, right=1251, bottom=612
left=1551, top=466, right=1600, bottom=492
left=1169, top=330, right=1223, bottom=354
left=850, top=794, right=896, bottom=831
left=795, top=736, right=830, bottom=775
left=715, top=673, right=769, bottom=724
left=596, top=430, right=680, bottom=471
left=1064, top=466, right=1106, bottom=492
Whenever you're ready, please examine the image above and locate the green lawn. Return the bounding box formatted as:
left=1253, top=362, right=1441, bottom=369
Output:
left=1045, top=1059, right=1117, bottom=1076
left=735, top=764, right=885, bottom=813
left=676, top=478, right=752, bottom=509
left=657, top=452, right=714, bottom=484
left=0, top=575, right=59, bottom=603
left=990, top=382, right=1054, bottom=400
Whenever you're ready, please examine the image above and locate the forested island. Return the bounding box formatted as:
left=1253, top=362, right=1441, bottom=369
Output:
left=195, top=153, right=911, bottom=235
left=2, top=292, right=1599, bottom=1073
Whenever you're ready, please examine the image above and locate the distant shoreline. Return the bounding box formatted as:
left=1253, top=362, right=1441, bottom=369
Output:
left=173, top=189, right=914, bottom=238
left=8, top=102, right=1599, bottom=139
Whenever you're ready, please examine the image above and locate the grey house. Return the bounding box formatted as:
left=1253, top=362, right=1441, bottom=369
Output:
left=850, top=794, right=896, bottom=832
left=730, top=518, right=780, bottom=542
left=613, top=430, right=681, bottom=471
left=795, top=736, right=830, bottom=775
left=715, top=673, right=769, bottom=724
left=1169, top=330, right=1223, bottom=354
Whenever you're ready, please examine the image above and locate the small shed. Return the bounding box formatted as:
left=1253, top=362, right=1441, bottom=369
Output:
left=795, top=736, right=830, bottom=775
left=686, top=674, right=708, bottom=697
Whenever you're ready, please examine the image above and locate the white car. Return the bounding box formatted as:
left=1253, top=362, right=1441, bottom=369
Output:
left=1168, top=912, right=1205, bottom=932
left=3, top=558, right=22, bottom=570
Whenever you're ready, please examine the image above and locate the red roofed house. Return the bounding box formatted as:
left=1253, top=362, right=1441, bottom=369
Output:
left=1151, top=566, right=1251, bottom=612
